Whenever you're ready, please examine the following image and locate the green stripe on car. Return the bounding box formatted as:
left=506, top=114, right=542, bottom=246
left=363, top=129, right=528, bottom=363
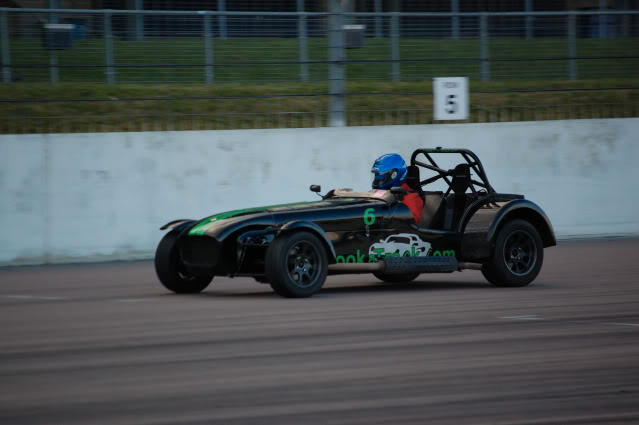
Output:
left=187, top=201, right=321, bottom=236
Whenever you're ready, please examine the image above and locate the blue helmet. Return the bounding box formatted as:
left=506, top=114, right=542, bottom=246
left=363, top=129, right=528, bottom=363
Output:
left=371, top=153, right=408, bottom=190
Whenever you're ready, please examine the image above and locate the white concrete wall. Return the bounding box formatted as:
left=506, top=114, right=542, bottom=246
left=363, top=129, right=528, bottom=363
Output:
left=1, top=118, right=638, bottom=266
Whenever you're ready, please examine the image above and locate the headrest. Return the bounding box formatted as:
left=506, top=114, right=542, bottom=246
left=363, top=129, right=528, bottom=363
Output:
left=405, top=165, right=421, bottom=191
left=450, top=164, right=471, bottom=194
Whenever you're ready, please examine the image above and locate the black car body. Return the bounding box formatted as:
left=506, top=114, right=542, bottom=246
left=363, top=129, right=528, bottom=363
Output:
left=155, top=148, right=556, bottom=297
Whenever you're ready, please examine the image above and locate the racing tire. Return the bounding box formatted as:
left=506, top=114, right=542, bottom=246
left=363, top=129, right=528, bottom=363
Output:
left=155, top=230, right=213, bottom=294
left=265, top=231, right=328, bottom=298
left=373, top=272, right=420, bottom=283
left=480, top=264, right=501, bottom=286
left=483, top=219, right=544, bottom=287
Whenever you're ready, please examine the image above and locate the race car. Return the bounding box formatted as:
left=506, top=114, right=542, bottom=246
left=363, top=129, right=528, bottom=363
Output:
left=155, top=148, right=556, bottom=298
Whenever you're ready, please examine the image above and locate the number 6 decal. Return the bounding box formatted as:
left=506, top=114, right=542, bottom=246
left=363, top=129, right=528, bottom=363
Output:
left=364, top=208, right=376, bottom=226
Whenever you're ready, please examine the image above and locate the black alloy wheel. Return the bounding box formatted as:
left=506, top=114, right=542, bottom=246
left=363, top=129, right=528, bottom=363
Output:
left=265, top=231, right=328, bottom=298
left=286, top=240, right=321, bottom=288
left=482, top=219, right=544, bottom=287
left=503, top=230, right=537, bottom=276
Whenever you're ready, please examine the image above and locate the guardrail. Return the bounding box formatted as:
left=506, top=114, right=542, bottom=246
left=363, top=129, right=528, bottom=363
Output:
left=2, top=118, right=639, bottom=265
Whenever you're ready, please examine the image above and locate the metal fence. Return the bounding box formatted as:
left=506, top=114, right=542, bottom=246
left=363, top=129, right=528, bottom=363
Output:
left=1, top=7, right=638, bottom=132
left=3, top=8, right=639, bottom=84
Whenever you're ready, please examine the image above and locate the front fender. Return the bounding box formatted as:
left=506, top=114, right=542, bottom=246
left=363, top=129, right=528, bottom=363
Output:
left=488, top=200, right=556, bottom=248
left=160, top=219, right=196, bottom=231
left=279, top=221, right=337, bottom=263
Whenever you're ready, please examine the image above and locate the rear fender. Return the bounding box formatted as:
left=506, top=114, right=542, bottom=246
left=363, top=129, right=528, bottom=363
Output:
left=488, top=200, right=556, bottom=248
left=278, top=221, right=337, bottom=263
left=160, top=219, right=196, bottom=231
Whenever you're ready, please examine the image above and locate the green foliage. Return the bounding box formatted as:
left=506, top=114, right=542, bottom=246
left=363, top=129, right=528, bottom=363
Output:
left=8, top=37, right=639, bottom=83
left=0, top=79, right=637, bottom=133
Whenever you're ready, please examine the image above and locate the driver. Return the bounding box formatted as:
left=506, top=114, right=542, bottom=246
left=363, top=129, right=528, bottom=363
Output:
left=371, top=153, right=424, bottom=224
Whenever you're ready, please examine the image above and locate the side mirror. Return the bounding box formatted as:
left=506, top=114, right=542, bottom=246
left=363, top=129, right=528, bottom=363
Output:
left=390, top=186, right=407, bottom=195
left=310, top=185, right=321, bottom=193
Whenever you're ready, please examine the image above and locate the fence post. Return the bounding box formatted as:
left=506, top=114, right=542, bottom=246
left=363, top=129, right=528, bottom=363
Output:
left=525, top=0, right=533, bottom=40
left=104, top=11, right=115, bottom=84
left=599, top=0, right=607, bottom=39
left=297, top=0, right=308, bottom=82
left=48, top=2, right=59, bottom=83
left=568, top=14, right=577, bottom=80
left=203, top=13, right=214, bottom=84
left=1, top=11, right=10, bottom=83
left=218, top=0, right=227, bottom=40
left=451, top=0, right=459, bottom=40
left=135, top=0, right=144, bottom=41
left=374, top=0, right=382, bottom=38
left=391, top=11, right=400, bottom=81
left=479, top=13, right=489, bottom=82
left=49, top=50, right=58, bottom=85
left=328, top=0, right=345, bottom=127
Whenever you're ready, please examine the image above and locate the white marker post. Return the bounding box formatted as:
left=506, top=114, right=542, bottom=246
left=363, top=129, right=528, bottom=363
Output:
left=433, top=77, right=469, bottom=121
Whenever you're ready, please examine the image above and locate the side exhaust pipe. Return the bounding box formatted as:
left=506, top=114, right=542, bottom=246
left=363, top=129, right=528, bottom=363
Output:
left=327, top=262, right=385, bottom=275
left=327, top=259, right=483, bottom=275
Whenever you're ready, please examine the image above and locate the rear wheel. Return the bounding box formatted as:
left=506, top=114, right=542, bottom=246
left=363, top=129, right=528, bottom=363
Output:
left=483, top=219, right=543, bottom=287
left=265, top=232, right=328, bottom=298
left=155, top=230, right=213, bottom=294
left=373, top=272, right=420, bottom=283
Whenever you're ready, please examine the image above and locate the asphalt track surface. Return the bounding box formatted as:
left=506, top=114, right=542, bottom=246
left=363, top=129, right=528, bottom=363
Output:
left=1, top=239, right=639, bottom=425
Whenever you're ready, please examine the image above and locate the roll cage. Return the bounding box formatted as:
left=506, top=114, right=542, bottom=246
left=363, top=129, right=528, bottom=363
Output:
left=409, top=147, right=495, bottom=197
left=407, top=147, right=526, bottom=234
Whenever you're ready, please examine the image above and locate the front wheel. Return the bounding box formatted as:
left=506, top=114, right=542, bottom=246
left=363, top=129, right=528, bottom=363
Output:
left=265, top=231, right=328, bottom=298
left=373, top=272, right=420, bottom=283
left=483, top=219, right=544, bottom=287
left=155, top=230, right=213, bottom=294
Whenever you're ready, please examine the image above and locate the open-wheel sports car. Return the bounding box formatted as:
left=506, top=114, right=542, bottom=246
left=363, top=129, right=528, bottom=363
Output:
left=155, top=148, right=556, bottom=298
